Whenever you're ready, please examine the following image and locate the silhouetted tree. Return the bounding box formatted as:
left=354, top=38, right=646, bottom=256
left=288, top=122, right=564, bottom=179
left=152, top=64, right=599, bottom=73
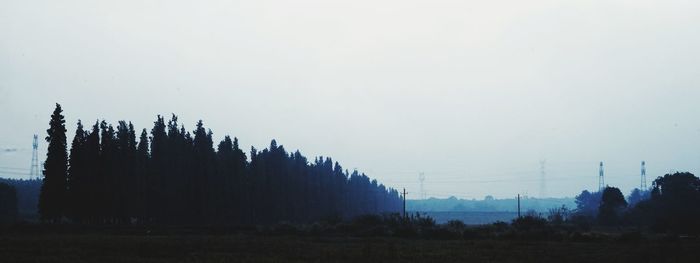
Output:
left=134, top=129, right=149, bottom=222
left=113, top=121, right=137, bottom=223
left=646, top=172, right=700, bottom=233
left=0, top=178, right=41, bottom=219
left=99, top=120, right=119, bottom=223
left=574, top=190, right=601, bottom=218
left=41, top=107, right=403, bottom=225
left=627, top=188, right=650, bottom=207
left=148, top=115, right=167, bottom=223
left=67, top=120, right=88, bottom=222
left=38, top=103, right=68, bottom=222
left=83, top=122, right=101, bottom=223
left=598, top=186, right=627, bottom=226
left=0, top=183, right=18, bottom=224
left=193, top=120, right=216, bottom=223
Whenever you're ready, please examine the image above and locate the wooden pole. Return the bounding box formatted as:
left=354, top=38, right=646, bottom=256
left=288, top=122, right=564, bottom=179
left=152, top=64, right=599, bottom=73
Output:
left=517, top=194, right=521, bottom=218
left=402, top=188, right=407, bottom=219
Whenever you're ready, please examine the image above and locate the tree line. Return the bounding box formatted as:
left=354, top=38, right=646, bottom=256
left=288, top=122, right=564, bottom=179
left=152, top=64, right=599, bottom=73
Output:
left=0, top=178, right=40, bottom=220
left=0, top=182, right=17, bottom=224
left=38, top=104, right=402, bottom=224
left=573, top=171, right=700, bottom=233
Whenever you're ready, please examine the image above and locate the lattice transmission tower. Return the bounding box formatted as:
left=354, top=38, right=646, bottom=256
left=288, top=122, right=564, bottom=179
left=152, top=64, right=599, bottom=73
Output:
left=418, top=172, right=426, bottom=200
left=539, top=160, right=547, bottom=198
left=30, top=134, right=40, bottom=180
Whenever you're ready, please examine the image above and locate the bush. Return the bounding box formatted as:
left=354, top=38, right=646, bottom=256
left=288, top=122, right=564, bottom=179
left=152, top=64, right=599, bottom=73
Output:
left=423, top=227, right=459, bottom=240
left=352, top=214, right=383, bottom=228
left=270, top=222, right=299, bottom=235
left=547, top=205, right=570, bottom=224
left=0, top=183, right=17, bottom=225
left=512, top=215, right=548, bottom=232
left=568, top=214, right=593, bottom=231
left=446, top=220, right=466, bottom=232
left=617, top=231, right=644, bottom=243
left=414, top=214, right=436, bottom=228
left=394, top=225, right=418, bottom=238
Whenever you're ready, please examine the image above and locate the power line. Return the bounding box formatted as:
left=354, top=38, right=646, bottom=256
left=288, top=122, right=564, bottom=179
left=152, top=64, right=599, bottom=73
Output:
left=0, top=170, right=30, bottom=176
left=0, top=166, right=30, bottom=171
left=382, top=176, right=590, bottom=184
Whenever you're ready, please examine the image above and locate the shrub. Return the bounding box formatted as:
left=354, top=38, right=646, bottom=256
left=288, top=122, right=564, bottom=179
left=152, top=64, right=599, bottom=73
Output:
left=271, top=222, right=299, bottom=235
left=352, top=214, right=383, bottom=228
left=512, top=215, right=548, bottom=232
left=547, top=205, right=570, bottom=224
left=0, top=183, right=17, bottom=225
left=446, top=220, right=466, bottom=232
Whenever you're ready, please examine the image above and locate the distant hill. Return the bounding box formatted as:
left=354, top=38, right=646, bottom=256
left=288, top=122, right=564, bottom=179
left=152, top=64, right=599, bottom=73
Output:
left=407, top=196, right=575, bottom=213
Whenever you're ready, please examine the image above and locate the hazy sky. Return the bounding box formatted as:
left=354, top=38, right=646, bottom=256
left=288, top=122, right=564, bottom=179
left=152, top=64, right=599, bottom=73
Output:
left=2, top=0, right=700, bottom=199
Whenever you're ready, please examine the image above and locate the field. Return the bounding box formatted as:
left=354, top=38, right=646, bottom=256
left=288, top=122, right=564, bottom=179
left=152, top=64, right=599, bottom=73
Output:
left=1, top=230, right=698, bottom=262
left=413, top=211, right=519, bottom=224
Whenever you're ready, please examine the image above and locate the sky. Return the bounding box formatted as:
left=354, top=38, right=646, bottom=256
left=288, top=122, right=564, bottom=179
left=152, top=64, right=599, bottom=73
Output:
left=2, top=0, right=700, bottom=199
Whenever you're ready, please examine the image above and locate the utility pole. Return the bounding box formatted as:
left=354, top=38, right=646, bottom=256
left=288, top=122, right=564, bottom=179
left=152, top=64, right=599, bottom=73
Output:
left=517, top=194, right=521, bottom=218
left=598, top=161, right=605, bottom=192
left=402, top=188, right=407, bottom=219
left=641, top=161, right=647, bottom=189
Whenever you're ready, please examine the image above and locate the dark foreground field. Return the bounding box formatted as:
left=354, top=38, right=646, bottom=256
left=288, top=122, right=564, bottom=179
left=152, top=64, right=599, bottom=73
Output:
left=1, top=231, right=698, bottom=263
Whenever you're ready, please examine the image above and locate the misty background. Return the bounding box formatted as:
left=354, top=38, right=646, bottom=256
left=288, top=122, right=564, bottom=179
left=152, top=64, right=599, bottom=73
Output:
left=2, top=0, right=700, bottom=199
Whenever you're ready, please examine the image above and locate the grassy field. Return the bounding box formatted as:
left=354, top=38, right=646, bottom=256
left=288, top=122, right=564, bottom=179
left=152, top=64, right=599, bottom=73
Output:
left=1, top=231, right=698, bottom=262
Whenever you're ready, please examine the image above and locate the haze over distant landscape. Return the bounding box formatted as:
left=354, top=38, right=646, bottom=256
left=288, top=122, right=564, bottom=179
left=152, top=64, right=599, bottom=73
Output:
left=2, top=0, right=700, bottom=199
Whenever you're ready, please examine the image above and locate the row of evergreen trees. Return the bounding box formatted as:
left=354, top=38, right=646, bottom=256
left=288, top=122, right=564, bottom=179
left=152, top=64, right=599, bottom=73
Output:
left=39, top=104, right=402, bottom=224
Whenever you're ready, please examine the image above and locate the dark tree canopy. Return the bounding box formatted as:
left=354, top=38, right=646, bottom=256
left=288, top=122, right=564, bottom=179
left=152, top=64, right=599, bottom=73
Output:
left=0, top=178, right=40, bottom=219
left=574, top=190, right=601, bottom=218
left=0, top=182, right=18, bottom=224
left=627, top=188, right=650, bottom=207
left=598, top=186, right=627, bottom=226
left=637, top=172, right=700, bottom=233
left=38, top=103, right=68, bottom=222
left=39, top=106, right=402, bottom=225
left=67, top=120, right=88, bottom=222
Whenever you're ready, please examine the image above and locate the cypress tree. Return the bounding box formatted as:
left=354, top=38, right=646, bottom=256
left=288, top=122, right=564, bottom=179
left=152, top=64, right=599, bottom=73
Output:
left=135, top=129, right=149, bottom=222
left=99, top=121, right=118, bottom=222
left=38, top=103, right=68, bottom=222
left=149, top=115, right=167, bottom=222
left=83, top=122, right=101, bottom=222
left=67, top=120, right=88, bottom=222
left=114, top=121, right=133, bottom=223
left=231, top=137, right=248, bottom=224
left=193, top=121, right=216, bottom=222
left=37, top=109, right=405, bottom=225
left=216, top=136, right=235, bottom=222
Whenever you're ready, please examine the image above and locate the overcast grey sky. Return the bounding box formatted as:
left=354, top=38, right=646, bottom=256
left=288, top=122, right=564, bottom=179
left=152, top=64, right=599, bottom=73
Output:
left=2, top=0, right=700, bottom=199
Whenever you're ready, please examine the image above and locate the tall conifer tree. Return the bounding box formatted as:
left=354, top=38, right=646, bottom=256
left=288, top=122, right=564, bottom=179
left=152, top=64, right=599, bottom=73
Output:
left=67, top=120, right=87, bottom=222
left=38, top=103, right=68, bottom=222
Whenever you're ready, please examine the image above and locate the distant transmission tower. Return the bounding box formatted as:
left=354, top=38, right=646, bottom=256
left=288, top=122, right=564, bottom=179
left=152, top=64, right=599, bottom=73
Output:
left=641, top=161, right=647, bottom=189
left=598, top=161, right=605, bottom=192
left=30, top=134, right=40, bottom=180
left=418, top=172, right=426, bottom=200
left=539, top=160, right=546, bottom=198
